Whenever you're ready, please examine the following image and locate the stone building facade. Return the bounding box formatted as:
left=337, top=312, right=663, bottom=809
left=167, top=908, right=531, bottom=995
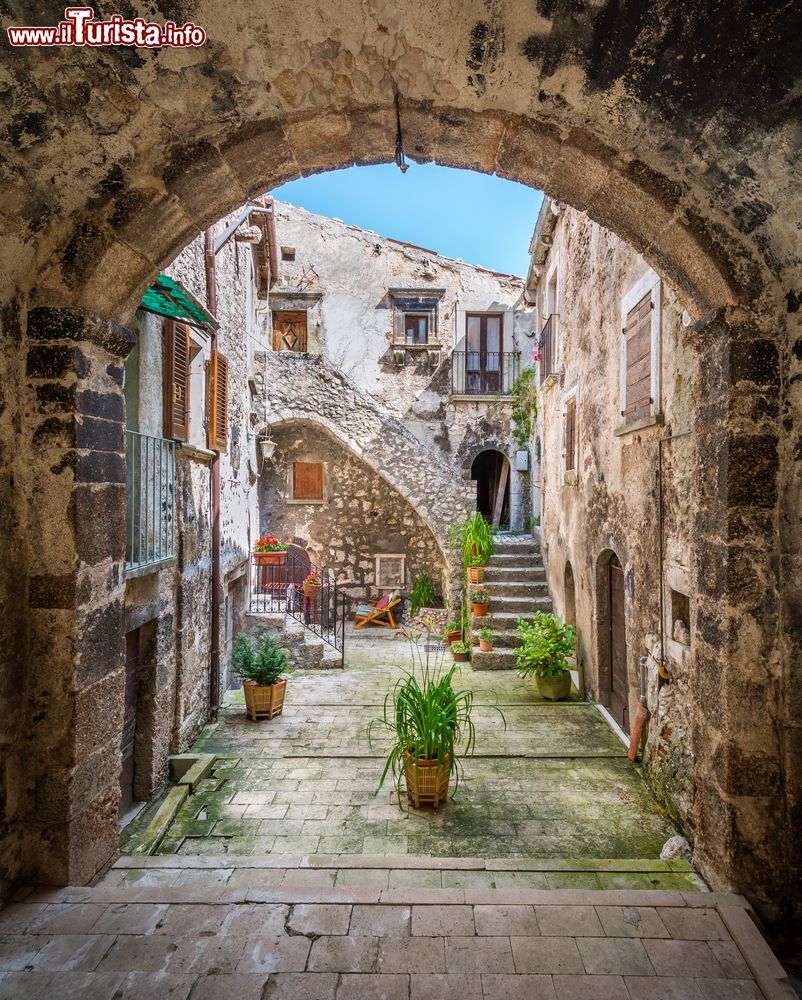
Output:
left=257, top=203, right=537, bottom=601
left=530, top=198, right=697, bottom=832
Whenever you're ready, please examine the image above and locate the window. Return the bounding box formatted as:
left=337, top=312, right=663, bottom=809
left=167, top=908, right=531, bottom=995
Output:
left=376, top=554, right=405, bottom=589
left=272, top=310, right=308, bottom=353
left=292, top=461, right=324, bottom=501
left=465, top=313, right=503, bottom=393
left=564, top=399, right=576, bottom=472
left=670, top=589, right=691, bottom=646
left=280, top=246, right=295, bottom=261
left=403, top=312, right=429, bottom=345
left=619, top=272, right=661, bottom=429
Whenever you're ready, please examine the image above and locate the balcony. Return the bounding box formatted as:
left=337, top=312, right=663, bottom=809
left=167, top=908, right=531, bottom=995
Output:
left=125, top=430, right=176, bottom=571
left=451, top=351, right=520, bottom=397
left=538, top=314, right=559, bottom=386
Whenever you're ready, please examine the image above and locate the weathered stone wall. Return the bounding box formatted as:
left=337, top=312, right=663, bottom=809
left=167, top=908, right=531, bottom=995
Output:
left=271, top=203, right=537, bottom=528
left=533, top=205, right=696, bottom=827
left=258, top=423, right=446, bottom=603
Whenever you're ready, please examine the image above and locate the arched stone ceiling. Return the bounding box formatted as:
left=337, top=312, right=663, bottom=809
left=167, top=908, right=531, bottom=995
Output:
left=1, top=1, right=800, bottom=325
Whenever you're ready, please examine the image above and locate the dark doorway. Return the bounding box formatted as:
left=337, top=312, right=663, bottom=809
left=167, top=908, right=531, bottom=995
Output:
left=471, top=449, right=510, bottom=527
left=120, top=629, right=140, bottom=818
left=608, top=556, right=629, bottom=733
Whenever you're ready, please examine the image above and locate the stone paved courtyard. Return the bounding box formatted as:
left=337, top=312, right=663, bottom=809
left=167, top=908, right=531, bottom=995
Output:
left=123, top=635, right=686, bottom=883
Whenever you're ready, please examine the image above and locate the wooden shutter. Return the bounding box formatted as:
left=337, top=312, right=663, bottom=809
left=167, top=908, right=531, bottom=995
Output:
left=623, top=292, right=652, bottom=422
left=163, top=319, right=190, bottom=441
left=208, top=350, right=229, bottom=452
left=293, top=462, right=324, bottom=500
left=565, top=399, right=576, bottom=471
left=272, top=311, right=308, bottom=352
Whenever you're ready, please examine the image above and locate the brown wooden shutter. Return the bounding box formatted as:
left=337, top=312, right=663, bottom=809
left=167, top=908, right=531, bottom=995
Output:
left=208, top=350, right=229, bottom=452
left=272, top=311, right=308, bottom=352
left=163, top=319, right=190, bottom=441
left=624, top=292, right=652, bottom=422
left=565, top=399, right=576, bottom=471
left=293, top=462, right=324, bottom=500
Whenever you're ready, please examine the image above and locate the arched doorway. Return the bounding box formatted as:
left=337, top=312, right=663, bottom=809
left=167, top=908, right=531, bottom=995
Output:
left=596, top=551, right=629, bottom=734
left=564, top=561, right=577, bottom=628
left=471, top=449, right=511, bottom=527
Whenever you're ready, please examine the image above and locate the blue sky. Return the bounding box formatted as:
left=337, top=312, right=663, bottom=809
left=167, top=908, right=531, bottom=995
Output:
left=271, top=162, right=543, bottom=278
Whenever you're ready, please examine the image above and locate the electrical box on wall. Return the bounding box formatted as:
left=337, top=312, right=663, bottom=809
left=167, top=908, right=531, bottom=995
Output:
left=515, top=450, right=530, bottom=472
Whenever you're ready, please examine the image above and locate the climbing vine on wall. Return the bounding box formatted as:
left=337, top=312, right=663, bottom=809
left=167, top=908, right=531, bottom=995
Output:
left=511, top=367, right=538, bottom=450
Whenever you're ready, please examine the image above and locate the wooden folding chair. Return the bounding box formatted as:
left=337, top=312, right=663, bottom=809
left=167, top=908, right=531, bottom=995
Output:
left=353, top=595, right=402, bottom=629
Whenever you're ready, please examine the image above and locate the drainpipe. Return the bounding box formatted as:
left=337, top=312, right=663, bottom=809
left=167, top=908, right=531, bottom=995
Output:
left=205, top=228, right=221, bottom=721
left=656, top=430, right=692, bottom=679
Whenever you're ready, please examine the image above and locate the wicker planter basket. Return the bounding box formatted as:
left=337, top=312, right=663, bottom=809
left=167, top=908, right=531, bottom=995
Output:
left=472, top=602, right=488, bottom=617
left=404, top=752, right=451, bottom=809
left=254, top=550, right=286, bottom=566
left=243, top=677, right=287, bottom=721
left=468, top=566, right=485, bottom=584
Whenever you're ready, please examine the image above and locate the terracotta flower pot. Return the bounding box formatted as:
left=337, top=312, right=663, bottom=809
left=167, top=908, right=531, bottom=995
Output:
left=472, top=602, right=488, bottom=617
left=303, top=581, right=322, bottom=600
left=452, top=650, right=470, bottom=663
left=243, top=677, right=287, bottom=721
left=536, top=672, right=571, bottom=701
left=445, top=628, right=461, bottom=644
left=403, top=751, right=451, bottom=809
left=468, top=566, right=485, bottom=584
left=479, top=639, right=493, bottom=652
left=254, top=550, right=286, bottom=566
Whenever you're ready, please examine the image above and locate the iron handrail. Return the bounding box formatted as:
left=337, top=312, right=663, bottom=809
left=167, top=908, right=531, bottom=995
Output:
left=538, top=314, right=558, bottom=386
left=451, top=351, right=520, bottom=395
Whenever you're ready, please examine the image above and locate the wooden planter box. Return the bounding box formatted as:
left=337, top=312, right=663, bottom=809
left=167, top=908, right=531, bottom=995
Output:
left=472, top=602, right=488, bottom=617
left=254, top=550, right=287, bottom=566
left=243, top=677, right=287, bottom=721
left=404, top=752, right=451, bottom=809
left=468, top=567, right=485, bottom=584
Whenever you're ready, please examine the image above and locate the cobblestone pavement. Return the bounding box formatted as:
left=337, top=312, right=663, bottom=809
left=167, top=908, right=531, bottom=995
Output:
left=122, top=636, right=682, bottom=871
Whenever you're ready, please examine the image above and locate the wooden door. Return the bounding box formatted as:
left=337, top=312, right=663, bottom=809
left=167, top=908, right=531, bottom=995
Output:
left=466, top=314, right=503, bottom=393
left=120, top=629, right=139, bottom=817
left=608, top=562, right=629, bottom=733
left=272, top=311, right=308, bottom=352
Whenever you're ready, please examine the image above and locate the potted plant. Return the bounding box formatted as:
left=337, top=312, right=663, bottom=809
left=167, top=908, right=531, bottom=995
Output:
left=478, top=627, right=493, bottom=652
left=368, top=626, right=503, bottom=809
left=443, top=620, right=461, bottom=644
left=471, top=586, right=491, bottom=617
left=448, top=512, right=495, bottom=575
left=253, top=535, right=288, bottom=565
left=515, top=611, right=576, bottom=701
left=232, top=633, right=292, bottom=721
left=302, top=569, right=322, bottom=600
left=451, top=640, right=471, bottom=663
left=467, top=554, right=486, bottom=585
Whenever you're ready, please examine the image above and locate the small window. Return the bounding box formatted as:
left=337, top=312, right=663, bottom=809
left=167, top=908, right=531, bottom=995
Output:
left=292, top=461, right=324, bottom=501
left=564, top=398, right=577, bottom=472
left=280, top=246, right=295, bottom=261
left=404, top=312, right=429, bottom=345
left=376, top=554, right=405, bottom=589
left=670, top=589, right=691, bottom=646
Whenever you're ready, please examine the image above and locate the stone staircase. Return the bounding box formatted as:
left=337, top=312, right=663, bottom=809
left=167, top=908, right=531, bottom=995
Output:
left=243, top=611, right=342, bottom=670
left=472, top=533, right=552, bottom=670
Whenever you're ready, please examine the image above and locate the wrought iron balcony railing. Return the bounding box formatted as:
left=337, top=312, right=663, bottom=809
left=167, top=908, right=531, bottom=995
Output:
left=538, top=314, right=559, bottom=386
left=451, top=351, right=520, bottom=396
left=125, top=430, right=176, bottom=571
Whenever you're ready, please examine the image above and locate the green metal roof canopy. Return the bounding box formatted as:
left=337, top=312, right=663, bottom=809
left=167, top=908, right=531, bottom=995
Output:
left=140, top=274, right=218, bottom=331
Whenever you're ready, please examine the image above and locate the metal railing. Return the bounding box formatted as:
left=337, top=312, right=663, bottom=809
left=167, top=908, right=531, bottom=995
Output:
left=451, top=351, right=519, bottom=395
left=538, top=314, right=558, bottom=386
left=125, top=430, right=176, bottom=570
left=250, top=547, right=347, bottom=664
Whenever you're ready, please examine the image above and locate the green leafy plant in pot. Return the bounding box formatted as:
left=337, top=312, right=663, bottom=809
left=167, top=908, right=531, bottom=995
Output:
left=478, top=627, right=493, bottom=652
left=514, top=611, right=576, bottom=701
left=448, top=512, right=495, bottom=582
left=470, top=586, right=491, bottom=617
left=451, top=640, right=471, bottom=663
left=367, top=623, right=504, bottom=809
left=443, top=620, right=461, bottom=644
left=232, top=633, right=292, bottom=721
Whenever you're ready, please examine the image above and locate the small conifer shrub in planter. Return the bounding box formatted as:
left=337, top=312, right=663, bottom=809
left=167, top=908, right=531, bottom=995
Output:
left=368, top=625, right=505, bottom=809
left=253, top=535, right=288, bottom=565
left=443, top=620, right=461, bottom=644
left=451, top=640, right=471, bottom=663
left=232, top=633, right=292, bottom=721
left=515, top=611, right=576, bottom=701
left=478, top=628, right=493, bottom=652
left=471, top=586, right=491, bottom=618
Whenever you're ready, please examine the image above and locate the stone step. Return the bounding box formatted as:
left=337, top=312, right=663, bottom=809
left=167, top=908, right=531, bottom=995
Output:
left=483, top=565, right=546, bottom=582
left=471, top=647, right=519, bottom=670
left=475, top=604, right=551, bottom=628
left=483, top=579, right=548, bottom=596
left=487, top=552, right=542, bottom=569
left=492, top=534, right=539, bottom=552
left=488, top=594, right=549, bottom=614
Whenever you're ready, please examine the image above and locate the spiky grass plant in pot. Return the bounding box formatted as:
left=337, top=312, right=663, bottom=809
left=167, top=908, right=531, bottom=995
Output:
left=368, top=621, right=504, bottom=809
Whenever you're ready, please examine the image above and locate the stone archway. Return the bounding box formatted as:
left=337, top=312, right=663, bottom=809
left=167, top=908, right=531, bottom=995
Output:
left=1, top=2, right=800, bottom=935
left=470, top=448, right=511, bottom=527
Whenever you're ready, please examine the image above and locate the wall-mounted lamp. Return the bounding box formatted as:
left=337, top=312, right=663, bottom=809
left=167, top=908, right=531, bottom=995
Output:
left=258, top=424, right=277, bottom=462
